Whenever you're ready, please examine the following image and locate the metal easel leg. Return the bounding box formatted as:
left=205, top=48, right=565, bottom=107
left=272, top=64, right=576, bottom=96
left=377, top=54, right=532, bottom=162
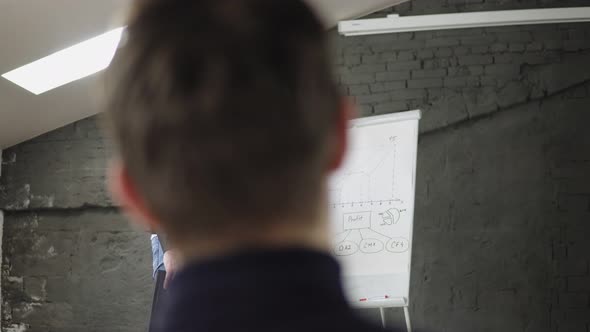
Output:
left=403, top=306, right=412, bottom=332
left=379, top=307, right=386, bottom=328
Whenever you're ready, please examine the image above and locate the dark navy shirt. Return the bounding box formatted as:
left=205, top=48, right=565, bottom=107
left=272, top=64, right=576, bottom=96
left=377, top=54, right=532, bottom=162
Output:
left=157, top=248, right=400, bottom=332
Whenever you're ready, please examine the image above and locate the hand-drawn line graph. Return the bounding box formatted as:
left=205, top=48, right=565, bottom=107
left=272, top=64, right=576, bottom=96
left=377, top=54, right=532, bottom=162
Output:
left=329, top=139, right=398, bottom=207
left=332, top=210, right=409, bottom=257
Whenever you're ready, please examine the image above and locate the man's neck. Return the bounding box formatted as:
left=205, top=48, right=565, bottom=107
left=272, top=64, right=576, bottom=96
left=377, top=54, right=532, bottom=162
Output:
left=173, top=217, right=331, bottom=266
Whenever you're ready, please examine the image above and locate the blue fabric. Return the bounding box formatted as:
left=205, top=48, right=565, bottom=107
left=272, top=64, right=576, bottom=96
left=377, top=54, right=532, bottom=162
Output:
left=151, top=234, right=166, bottom=278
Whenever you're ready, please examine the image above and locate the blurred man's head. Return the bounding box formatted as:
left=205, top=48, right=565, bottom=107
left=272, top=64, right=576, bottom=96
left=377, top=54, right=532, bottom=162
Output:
left=104, top=0, right=348, bottom=253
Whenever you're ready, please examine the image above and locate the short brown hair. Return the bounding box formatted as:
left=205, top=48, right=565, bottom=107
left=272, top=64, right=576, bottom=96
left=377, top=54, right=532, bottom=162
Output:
left=104, top=0, right=341, bottom=237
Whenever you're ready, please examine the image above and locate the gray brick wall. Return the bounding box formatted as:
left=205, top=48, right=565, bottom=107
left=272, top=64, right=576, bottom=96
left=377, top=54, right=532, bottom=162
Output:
left=2, top=210, right=151, bottom=332
left=334, top=2, right=590, bottom=133
left=1, top=0, right=590, bottom=331
left=0, top=149, right=3, bottom=330
left=0, top=123, right=152, bottom=332
left=335, top=1, right=590, bottom=331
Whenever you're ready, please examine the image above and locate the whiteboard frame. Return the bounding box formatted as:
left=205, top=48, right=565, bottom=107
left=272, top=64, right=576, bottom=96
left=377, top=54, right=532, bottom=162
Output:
left=352, top=109, right=422, bottom=128
left=344, top=109, right=421, bottom=313
left=339, top=7, right=590, bottom=36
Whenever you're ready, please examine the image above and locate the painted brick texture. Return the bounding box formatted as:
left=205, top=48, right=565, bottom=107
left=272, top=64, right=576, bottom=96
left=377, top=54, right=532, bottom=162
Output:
left=334, top=1, right=590, bottom=330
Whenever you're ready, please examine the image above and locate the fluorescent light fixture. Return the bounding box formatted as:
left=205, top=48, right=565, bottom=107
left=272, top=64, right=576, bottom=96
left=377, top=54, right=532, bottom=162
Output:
left=339, top=7, right=590, bottom=36
left=2, top=27, right=125, bottom=95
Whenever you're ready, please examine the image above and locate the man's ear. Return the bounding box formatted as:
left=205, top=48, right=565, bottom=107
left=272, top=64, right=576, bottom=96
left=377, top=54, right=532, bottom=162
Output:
left=108, top=160, right=160, bottom=232
left=327, top=97, right=354, bottom=172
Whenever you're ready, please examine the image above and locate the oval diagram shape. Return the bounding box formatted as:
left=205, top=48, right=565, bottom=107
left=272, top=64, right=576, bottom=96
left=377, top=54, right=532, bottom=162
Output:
left=386, top=237, right=410, bottom=253
left=334, top=241, right=359, bottom=256
left=360, top=238, right=384, bottom=253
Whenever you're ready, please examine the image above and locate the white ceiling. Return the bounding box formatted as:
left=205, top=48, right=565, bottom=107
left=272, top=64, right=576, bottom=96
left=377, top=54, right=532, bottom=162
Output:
left=0, top=0, right=407, bottom=149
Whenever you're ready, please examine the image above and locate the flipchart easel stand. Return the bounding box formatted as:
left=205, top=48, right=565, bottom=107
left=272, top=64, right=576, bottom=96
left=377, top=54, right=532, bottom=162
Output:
left=334, top=110, right=421, bottom=332
left=356, top=296, right=412, bottom=332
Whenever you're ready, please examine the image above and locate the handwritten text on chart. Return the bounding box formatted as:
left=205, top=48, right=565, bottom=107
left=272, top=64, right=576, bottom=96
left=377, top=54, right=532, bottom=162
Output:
left=334, top=237, right=410, bottom=256
left=343, top=211, right=371, bottom=230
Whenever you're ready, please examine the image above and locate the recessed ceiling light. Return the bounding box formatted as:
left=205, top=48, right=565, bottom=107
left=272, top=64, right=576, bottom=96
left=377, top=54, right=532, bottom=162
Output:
left=2, top=27, right=124, bottom=95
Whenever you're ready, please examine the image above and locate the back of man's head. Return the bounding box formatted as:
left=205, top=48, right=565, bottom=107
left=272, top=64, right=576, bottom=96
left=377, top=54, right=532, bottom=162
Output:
left=105, top=0, right=343, bottom=242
